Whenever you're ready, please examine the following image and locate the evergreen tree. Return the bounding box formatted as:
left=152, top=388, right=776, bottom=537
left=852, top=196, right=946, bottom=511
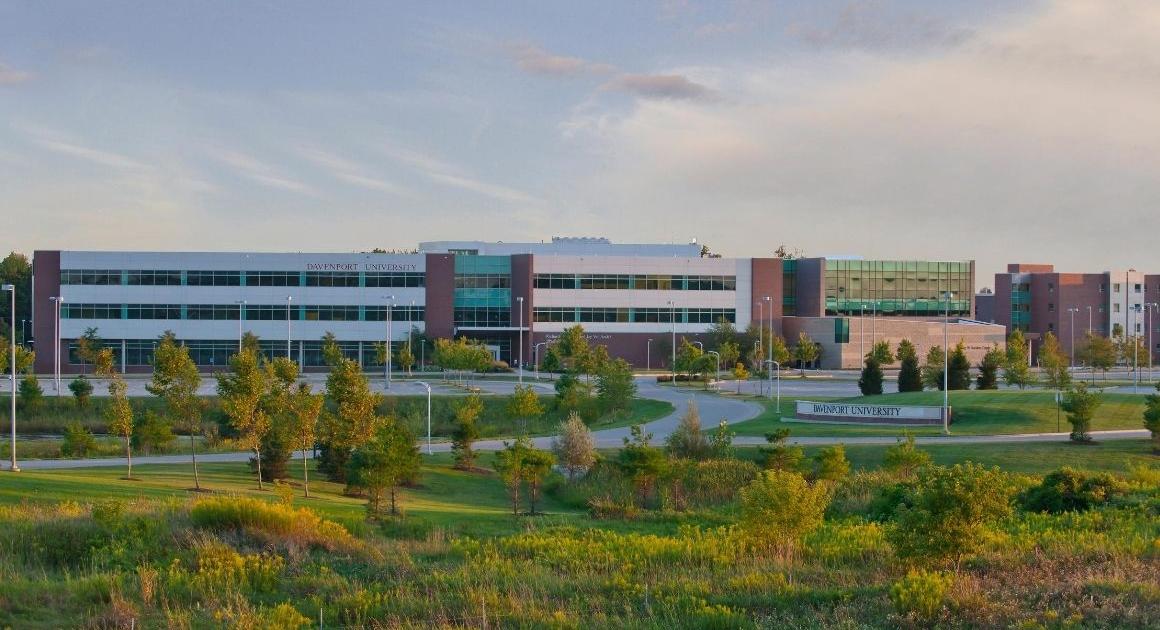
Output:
left=596, top=358, right=636, bottom=412
left=451, top=394, right=483, bottom=469
left=947, top=342, right=972, bottom=390
left=896, top=339, right=923, bottom=392
left=858, top=356, right=884, bottom=396
left=347, top=421, right=421, bottom=519
left=1004, top=329, right=1034, bottom=389
left=922, top=346, right=946, bottom=391
left=1062, top=383, right=1102, bottom=443
left=868, top=340, right=895, bottom=366
left=1143, top=382, right=1160, bottom=454
left=68, top=375, right=93, bottom=408
left=976, top=345, right=1003, bottom=390
left=758, top=428, right=804, bottom=472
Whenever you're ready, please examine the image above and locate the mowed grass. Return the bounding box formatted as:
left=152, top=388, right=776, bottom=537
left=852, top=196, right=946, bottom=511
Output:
left=0, top=452, right=579, bottom=538
left=731, top=389, right=1150, bottom=437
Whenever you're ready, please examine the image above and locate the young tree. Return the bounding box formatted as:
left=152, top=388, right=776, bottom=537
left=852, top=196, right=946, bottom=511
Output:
left=888, top=463, right=1014, bottom=571
left=768, top=334, right=791, bottom=367
left=858, top=356, right=884, bottom=396
left=922, top=345, right=946, bottom=391
left=147, top=332, right=206, bottom=490
left=1077, top=332, right=1116, bottom=381
left=347, top=421, right=421, bottom=519
left=216, top=348, right=272, bottom=489
left=285, top=382, right=323, bottom=497
left=1038, top=332, right=1071, bottom=390
left=556, top=324, right=592, bottom=375
left=451, top=393, right=484, bottom=470
left=883, top=434, right=931, bottom=477
left=507, top=384, right=545, bottom=433
left=520, top=447, right=556, bottom=515
left=317, top=349, right=384, bottom=485
left=1144, top=382, right=1160, bottom=453
left=759, top=428, right=804, bottom=472
left=1062, top=382, right=1102, bottom=443
left=132, top=410, right=174, bottom=455
left=617, top=425, right=669, bottom=507
left=674, top=337, right=703, bottom=375
left=17, top=374, right=42, bottom=413
left=95, top=348, right=134, bottom=479
left=665, top=400, right=710, bottom=460
left=869, top=340, right=895, bottom=366
left=552, top=411, right=596, bottom=480
left=495, top=436, right=530, bottom=515
left=61, top=421, right=96, bottom=457
left=717, top=341, right=741, bottom=376
left=539, top=345, right=563, bottom=374
left=710, top=420, right=735, bottom=459
left=397, top=342, right=416, bottom=376
left=732, top=362, right=749, bottom=394
left=69, top=375, right=93, bottom=409
left=1004, top=329, right=1034, bottom=389
left=896, top=339, right=923, bottom=393
left=596, top=358, right=636, bottom=413
left=947, top=342, right=972, bottom=391
left=706, top=317, right=739, bottom=351
left=812, top=444, right=850, bottom=483
left=975, top=345, right=1003, bottom=390
left=739, top=469, right=830, bottom=558
left=75, top=327, right=103, bottom=374
left=793, top=332, right=819, bottom=374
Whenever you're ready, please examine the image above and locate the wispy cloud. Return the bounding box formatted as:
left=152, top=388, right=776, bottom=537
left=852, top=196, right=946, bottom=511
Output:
left=295, top=147, right=409, bottom=195
left=377, top=143, right=540, bottom=204
left=0, top=60, right=31, bottom=85
left=18, top=124, right=149, bottom=170
left=205, top=147, right=313, bottom=194
left=602, top=73, right=717, bottom=101
left=507, top=43, right=615, bottom=77
left=787, top=0, right=974, bottom=51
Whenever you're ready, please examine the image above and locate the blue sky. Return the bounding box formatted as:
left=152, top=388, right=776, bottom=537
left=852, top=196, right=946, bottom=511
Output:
left=2, top=0, right=1158, bottom=287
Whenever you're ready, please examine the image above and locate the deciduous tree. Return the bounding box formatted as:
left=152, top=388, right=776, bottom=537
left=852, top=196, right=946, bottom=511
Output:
left=507, top=384, right=545, bottom=433
left=739, top=469, right=830, bottom=558
left=1004, top=329, right=1034, bottom=389
left=596, top=358, right=636, bottom=413
left=147, top=332, right=206, bottom=490
left=552, top=411, right=596, bottom=480
left=285, top=381, right=323, bottom=497
left=217, top=348, right=272, bottom=489
left=1038, top=332, right=1071, bottom=390
left=347, top=421, right=421, bottom=519
left=665, top=400, right=710, bottom=460
left=95, top=348, right=133, bottom=478
left=793, top=332, right=819, bottom=374
left=451, top=393, right=483, bottom=470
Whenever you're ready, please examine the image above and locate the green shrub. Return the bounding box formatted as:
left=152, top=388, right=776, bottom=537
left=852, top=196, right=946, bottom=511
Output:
left=1018, top=467, right=1128, bottom=513
left=890, top=569, right=953, bottom=620
left=812, top=444, right=850, bottom=483
left=189, top=496, right=357, bottom=552
left=69, top=375, right=93, bottom=408
left=739, top=469, right=830, bottom=557
left=61, top=421, right=97, bottom=457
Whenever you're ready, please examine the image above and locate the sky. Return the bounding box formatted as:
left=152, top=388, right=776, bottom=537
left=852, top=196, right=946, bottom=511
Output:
left=1, top=0, right=1158, bottom=289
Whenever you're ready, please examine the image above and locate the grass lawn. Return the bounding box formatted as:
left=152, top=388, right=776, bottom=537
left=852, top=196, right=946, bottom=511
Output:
left=731, top=389, right=1149, bottom=437
left=0, top=452, right=582, bottom=538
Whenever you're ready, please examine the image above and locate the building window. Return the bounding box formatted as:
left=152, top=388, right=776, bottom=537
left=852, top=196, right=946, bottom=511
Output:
left=1048, top=283, right=1054, bottom=293
left=455, top=274, right=510, bottom=289
left=60, top=270, right=121, bottom=285
left=186, top=270, right=241, bottom=286
left=126, top=270, right=182, bottom=286
left=186, top=304, right=240, bottom=320
left=302, top=305, right=359, bottom=321
left=245, top=304, right=296, bottom=321
left=1047, top=323, right=1054, bottom=332
left=1134, top=283, right=1142, bottom=293
left=62, top=303, right=122, bottom=319
left=1114, top=283, right=1122, bottom=293
left=364, top=305, right=425, bottom=322
left=125, top=304, right=182, bottom=320
left=245, top=271, right=301, bottom=287
left=1114, top=303, right=1121, bottom=313
left=304, top=271, right=360, bottom=287
left=533, top=274, right=577, bottom=289
left=1048, top=303, right=1055, bottom=312
left=454, top=307, right=511, bottom=327
left=365, top=272, right=425, bottom=288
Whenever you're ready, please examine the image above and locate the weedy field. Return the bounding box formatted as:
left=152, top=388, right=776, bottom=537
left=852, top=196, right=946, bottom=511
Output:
left=0, top=442, right=1157, bottom=628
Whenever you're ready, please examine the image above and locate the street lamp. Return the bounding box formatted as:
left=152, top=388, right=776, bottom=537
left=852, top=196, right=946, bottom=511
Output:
left=763, top=296, right=773, bottom=376
left=20, top=319, right=27, bottom=346
left=1148, top=303, right=1158, bottom=383
left=1067, top=307, right=1079, bottom=367
left=766, top=359, right=781, bottom=412
left=286, top=296, right=293, bottom=361
left=415, top=381, right=432, bottom=455
left=2, top=284, right=17, bottom=472
left=668, top=300, right=676, bottom=379
left=234, top=300, right=247, bottom=351
left=49, top=296, right=62, bottom=395
left=942, top=291, right=953, bottom=435
left=382, top=295, right=395, bottom=390
left=646, top=338, right=653, bottom=372
left=516, top=296, right=524, bottom=385
left=692, top=341, right=704, bottom=352
left=1131, top=304, right=1142, bottom=393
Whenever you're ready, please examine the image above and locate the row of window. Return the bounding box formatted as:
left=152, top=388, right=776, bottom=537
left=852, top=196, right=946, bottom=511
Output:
left=533, top=307, right=736, bottom=324
left=68, top=339, right=409, bottom=368
left=454, top=307, right=511, bottom=327
left=61, top=303, right=425, bottom=322
left=454, top=274, right=511, bottom=289
left=60, top=269, right=426, bottom=288
left=533, top=274, right=737, bottom=291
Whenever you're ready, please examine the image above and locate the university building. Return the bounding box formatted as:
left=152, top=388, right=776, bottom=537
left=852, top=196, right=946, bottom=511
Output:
left=30, top=239, right=1004, bottom=374
left=980, top=263, right=1160, bottom=363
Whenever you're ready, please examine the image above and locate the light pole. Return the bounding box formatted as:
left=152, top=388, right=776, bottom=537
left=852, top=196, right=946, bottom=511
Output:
left=767, top=359, right=781, bottom=412
left=286, top=296, right=293, bottom=361
left=859, top=302, right=866, bottom=361
left=1131, top=305, right=1141, bottom=393
left=942, top=291, right=953, bottom=435
left=1067, top=307, right=1079, bottom=367
left=49, top=296, right=62, bottom=395
left=646, top=338, right=652, bottom=372
left=382, top=295, right=395, bottom=390
left=764, top=296, right=773, bottom=375
left=516, top=296, right=524, bottom=385
left=235, top=300, right=247, bottom=351
left=415, top=381, right=432, bottom=455
left=20, top=319, right=27, bottom=346
left=692, top=341, right=704, bottom=352
left=410, top=299, right=416, bottom=374
left=3, top=285, right=17, bottom=472
left=1148, top=303, right=1158, bottom=383
left=668, top=300, right=676, bottom=379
